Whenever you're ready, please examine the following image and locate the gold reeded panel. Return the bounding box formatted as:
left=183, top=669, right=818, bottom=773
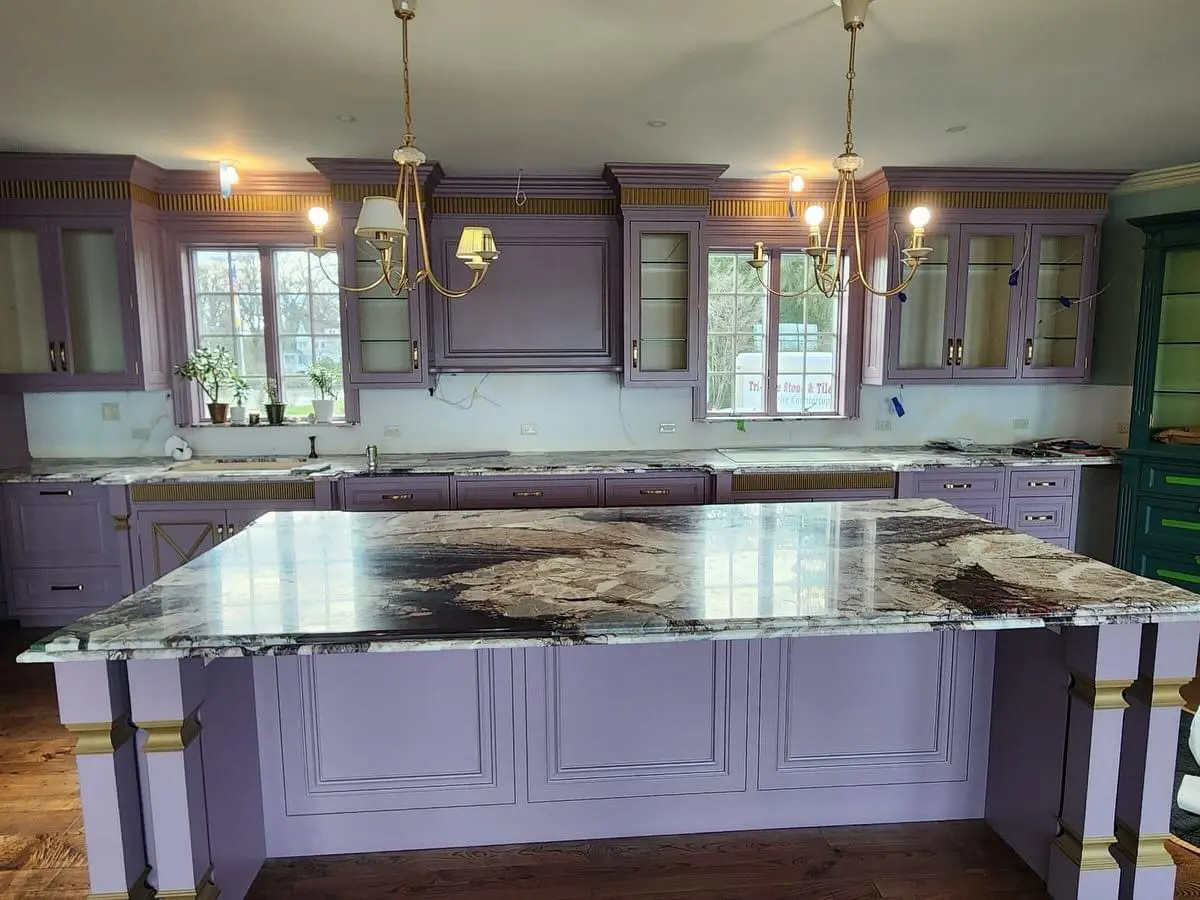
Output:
left=140, top=709, right=202, bottom=754
left=621, top=187, right=710, bottom=207
left=87, top=867, right=153, bottom=900
left=130, top=481, right=315, bottom=503
left=1054, top=824, right=1119, bottom=871
left=65, top=718, right=136, bottom=756
left=731, top=472, right=896, bottom=494
left=432, top=197, right=616, bottom=216
left=1068, top=670, right=1132, bottom=710
left=0, top=180, right=133, bottom=201
left=157, top=193, right=331, bottom=214
left=877, top=189, right=1108, bottom=213
left=1126, top=676, right=1190, bottom=708
left=331, top=183, right=397, bottom=204
left=1114, top=820, right=1174, bottom=868
left=709, top=199, right=868, bottom=220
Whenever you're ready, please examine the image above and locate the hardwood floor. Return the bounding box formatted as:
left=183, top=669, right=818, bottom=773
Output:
left=2, top=621, right=1199, bottom=899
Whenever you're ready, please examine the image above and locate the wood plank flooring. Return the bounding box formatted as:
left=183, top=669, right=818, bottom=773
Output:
left=2, top=622, right=1199, bottom=899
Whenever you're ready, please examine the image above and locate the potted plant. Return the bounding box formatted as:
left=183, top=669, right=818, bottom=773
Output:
left=174, top=347, right=236, bottom=424
left=230, top=373, right=250, bottom=426
left=264, top=377, right=287, bottom=425
left=306, top=358, right=340, bottom=424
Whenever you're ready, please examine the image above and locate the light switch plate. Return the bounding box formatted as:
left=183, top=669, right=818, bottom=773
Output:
left=520, top=423, right=539, bottom=436
left=101, top=402, right=121, bottom=421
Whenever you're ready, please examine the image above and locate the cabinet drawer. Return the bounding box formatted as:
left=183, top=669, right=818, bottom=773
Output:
left=1008, top=467, right=1078, bottom=498
left=8, top=566, right=125, bottom=615
left=1141, top=461, right=1200, bottom=501
left=1134, top=546, right=1200, bottom=595
left=954, top=501, right=1004, bottom=526
left=1008, top=497, right=1073, bottom=539
left=455, top=477, right=600, bottom=510
left=341, top=477, right=451, bottom=512
left=604, top=475, right=709, bottom=507
left=2, top=483, right=119, bottom=568
left=903, top=468, right=1006, bottom=501
left=1136, top=496, right=1200, bottom=552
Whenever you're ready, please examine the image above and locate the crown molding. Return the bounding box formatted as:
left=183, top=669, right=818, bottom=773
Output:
left=603, top=163, right=729, bottom=192
left=0, top=152, right=165, bottom=189
left=306, top=156, right=443, bottom=192
left=435, top=174, right=612, bottom=198
left=871, top=166, right=1132, bottom=194
left=712, top=177, right=843, bottom=202
left=158, top=170, right=329, bottom=195
left=1111, top=162, right=1200, bottom=196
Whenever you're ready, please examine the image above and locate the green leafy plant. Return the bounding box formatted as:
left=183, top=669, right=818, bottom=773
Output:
left=306, top=358, right=341, bottom=400
left=265, top=377, right=281, bottom=405
left=174, top=346, right=236, bottom=403
left=231, top=373, right=250, bottom=406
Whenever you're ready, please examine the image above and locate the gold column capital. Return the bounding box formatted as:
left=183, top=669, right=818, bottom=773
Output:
left=86, top=866, right=153, bottom=900
left=65, top=718, right=136, bottom=756
left=1068, top=670, right=1132, bottom=710
left=1126, top=676, right=1190, bottom=709
left=1113, top=820, right=1175, bottom=868
left=139, top=708, right=202, bottom=753
left=1054, top=823, right=1119, bottom=871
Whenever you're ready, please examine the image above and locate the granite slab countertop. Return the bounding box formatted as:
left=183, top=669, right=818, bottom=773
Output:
left=0, top=447, right=1119, bottom=485
left=20, top=499, right=1199, bottom=663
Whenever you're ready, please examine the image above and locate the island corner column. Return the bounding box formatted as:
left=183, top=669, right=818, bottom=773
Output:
left=127, top=658, right=217, bottom=900
left=1048, top=624, right=1143, bottom=900
left=1113, top=621, right=1200, bottom=900
left=53, top=661, right=152, bottom=899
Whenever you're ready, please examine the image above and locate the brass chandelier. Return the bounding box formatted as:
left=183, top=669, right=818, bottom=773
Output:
left=748, top=0, right=931, bottom=300
left=306, top=0, right=498, bottom=299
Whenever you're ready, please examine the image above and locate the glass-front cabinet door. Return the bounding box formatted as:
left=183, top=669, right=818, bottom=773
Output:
left=953, top=224, right=1024, bottom=378
left=625, top=221, right=700, bottom=385
left=1019, top=224, right=1096, bottom=380
left=0, top=223, right=55, bottom=376
left=887, top=230, right=955, bottom=380
left=1150, top=245, right=1200, bottom=432
left=57, top=221, right=131, bottom=376
left=343, top=217, right=427, bottom=387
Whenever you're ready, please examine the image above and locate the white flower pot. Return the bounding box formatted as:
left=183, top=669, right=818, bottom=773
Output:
left=312, top=398, right=335, bottom=423
left=230, top=405, right=248, bottom=426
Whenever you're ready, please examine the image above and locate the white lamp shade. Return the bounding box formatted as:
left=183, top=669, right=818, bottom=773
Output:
left=355, top=197, right=408, bottom=238
left=456, top=226, right=499, bottom=262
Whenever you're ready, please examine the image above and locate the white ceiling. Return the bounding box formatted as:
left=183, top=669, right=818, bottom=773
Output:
left=2, top=0, right=1198, bottom=179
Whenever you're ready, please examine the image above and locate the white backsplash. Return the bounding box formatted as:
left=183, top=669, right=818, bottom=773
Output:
left=23, top=374, right=1134, bottom=459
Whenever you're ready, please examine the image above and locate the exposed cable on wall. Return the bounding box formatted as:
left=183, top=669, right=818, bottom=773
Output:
left=514, top=169, right=528, bottom=208
left=428, top=372, right=500, bottom=410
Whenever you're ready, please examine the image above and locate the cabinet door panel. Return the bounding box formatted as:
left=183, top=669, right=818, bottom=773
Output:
left=8, top=566, right=125, bottom=617
left=135, top=508, right=225, bottom=585
left=627, top=223, right=700, bottom=384
left=1019, top=225, right=1096, bottom=380
left=887, top=231, right=957, bottom=381
left=2, top=483, right=118, bottom=568
left=900, top=467, right=1007, bottom=501
left=1009, top=466, right=1078, bottom=498
left=60, top=225, right=129, bottom=374
left=954, top=225, right=1024, bottom=378
left=1007, top=497, right=1073, bottom=539
left=603, top=474, right=709, bottom=506
left=1135, top=546, right=1200, bottom=594
left=455, top=477, right=600, bottom=510
left=341, top=476, right=452, bottom=511
left=0, top=223, right=55, bottom=375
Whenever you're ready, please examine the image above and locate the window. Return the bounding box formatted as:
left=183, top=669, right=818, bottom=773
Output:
left=705, top=248, right=851, bottom=418
left=188, top=247, right=344, bottom=419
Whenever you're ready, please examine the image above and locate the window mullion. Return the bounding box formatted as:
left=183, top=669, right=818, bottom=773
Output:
left=766, top=249, right=783, bottom=417
left=260, top=249, right=283, bottom=403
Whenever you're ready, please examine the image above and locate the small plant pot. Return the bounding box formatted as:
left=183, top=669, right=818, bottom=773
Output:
left=312, top=398, right=335, bottom=423
left=208, top=402, right=230, bottom=424
left=265, top=403, right=287, bottom=426
left=229, top=405, right=248, bottom=426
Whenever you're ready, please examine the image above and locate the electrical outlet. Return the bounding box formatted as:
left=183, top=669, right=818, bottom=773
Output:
left=659, top=423, right=677, bottom=434
left=520, top=423, right=539, bottom=436
left=874, top=420, right=892, bottom=432
left=383, top=425, right=403, bottom=437
left=1012, top=418, right=1030, bottom=431
left=1117, top=421, right=1130, bottom=435
left=101, top=402, right=121, bottom=422
left=131, top=427, right=151, bottom=441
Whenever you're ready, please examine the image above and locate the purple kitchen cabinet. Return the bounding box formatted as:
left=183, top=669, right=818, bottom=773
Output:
left=623, top=220, right=703, bottom=385
left=956, top=501, right=1006, bottom=526
left=429, top=216, right=619, bottom=372
left=454, top=476, right=600, bottom=510
left=603, top=473, right=710, bottom=506
left=1009, top=466, right=1079, bottom=498
left=134, top=507, right=224, bottom=586
left=900, top=468, right=1007, bottom=502
left=2, top=483, right=124, bottom=569
left=7, top=566, right=125, bottom=626
left=1007, top=497, right=1073, bottom=539
left=341, top=476, right=452, bottom=512
left=1017, top=224, right=1098, bottom=382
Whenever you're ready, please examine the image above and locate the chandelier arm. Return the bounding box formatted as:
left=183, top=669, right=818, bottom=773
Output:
left=751, top=267, right=817, bottom=300
left=316, top=254, right=392, bottom=294
left=409, top=169, right=490, bottom=300
left=847, top=178, right=914, bottom=298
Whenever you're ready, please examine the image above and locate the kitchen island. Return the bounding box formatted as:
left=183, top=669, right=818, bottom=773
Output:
left=19, top=499, right=1200, bottom=900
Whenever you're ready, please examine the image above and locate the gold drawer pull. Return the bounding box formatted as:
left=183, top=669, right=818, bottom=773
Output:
left=1024, top=514, right=1055, bottom=522
left=513, top=490, right=544, bottom=498
left=1027, top=481, right=1056, bottom=488
left=382, top=493, right=414, bottom=501
left=216, top=524, right=225, bottom=538
left=50, top=584, right=84, bottom=592
left=943, top=483, right=972, bottom=490
left=1025, top=338, right=1034, bottom=365
left=640, top=489, right=671, bottom=496
left=39, top=489, right=73, bottom=496
left=946, top=338, right=954, bottom=367
left=632, top=340, right=639, bottom=369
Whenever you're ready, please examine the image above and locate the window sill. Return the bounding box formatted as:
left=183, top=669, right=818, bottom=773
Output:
left=699, top=415, right=853, bottom=423
left=185, top=420, right=359, bottom=428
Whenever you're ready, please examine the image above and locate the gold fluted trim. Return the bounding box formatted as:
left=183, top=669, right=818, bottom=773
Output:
left=865, top=193, right=891, bottom=218
left=731, top=472, right=896, bottom=493
left=1054, top=824, right=1119, bottom=870
left=0, top=180, right=132, bottom=201
left=87, top=867, right=153, bottom=900
left=331, top=183, right=396, bottom=203
left=155, top=865, right=220, bottom=900
left=431, top=196, right=616, bottom=216
left=1126, top=676, right=1190, bottom=709
left=1068, top=670, right=1132, bottom=710
left=140, top=709, right=202, bottom=754
left=1113, top=820, right=1174, bottom=868
left=157, top=193, right=330, bottom=214
left=129, top=184, right=159, bottom=208
left=130, top=481, right=315, bottom=503
left=65, top=718, right=136, bottom=756
left=621, top=187, right=709, bottom=207
left=878, top=189, right=1108, bottom=212
left=709, top=198, right=868, bottom=220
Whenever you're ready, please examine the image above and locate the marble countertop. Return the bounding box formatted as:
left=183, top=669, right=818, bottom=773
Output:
left=21, top=499, right=1198, bottom=663
left=0, top=446, right=1118, bottom=485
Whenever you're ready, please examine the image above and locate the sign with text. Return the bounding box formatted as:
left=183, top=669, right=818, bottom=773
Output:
left=735, top=351, right=836, bottom=414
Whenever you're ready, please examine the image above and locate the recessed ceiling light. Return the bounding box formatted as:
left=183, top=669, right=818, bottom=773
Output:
left=336, top=114, right=357, bottom=123
left=945, top=124, right=968, bottom=133
left=646, top=119, right=667, bottom=128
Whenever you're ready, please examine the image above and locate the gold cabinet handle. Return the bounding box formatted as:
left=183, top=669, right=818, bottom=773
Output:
left=412, top=341, right=419, bottom=370
left=1027, top=481, right=1056, bottom=488
left=1024, top=514, right=1055, bottom=522
left=640, top=489, right=670, bottom=496
left=1025, top=338, right=1034, bottom=365
left=228, top=524, right=236, bottom=536
left=955, top=338, right=964, bottom=365
left=382, top=493, right=414, bottom=501
left=632, top=340, right=639, bottom=369
left=49, top=342, right=57, bottom=372
left=947, top=338, right=954, bottom=367
left=39, top=489, right=73, bottom=496
left=58, top=342, right=67, bottom=370
left=216, top=524, right=225, bottom=538
left=513, top=490, right=544, bottom=498
left=943, top=483, right=972, bottom=490
left=50, top=584, right=84, bottom=592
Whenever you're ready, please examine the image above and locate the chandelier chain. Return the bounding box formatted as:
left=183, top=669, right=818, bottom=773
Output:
left=844, top=25, right=860, bottom=155
left=401, top=15, right=415, bottom=146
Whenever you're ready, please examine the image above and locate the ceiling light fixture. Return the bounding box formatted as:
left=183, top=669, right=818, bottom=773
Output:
left=218, top=161, right=239, bottom=199
left=336, top=114, right=357, bottom=122
left=788, top=173, right=805, bottom=193
left=307, top=0, right=498, bottom=299
left=748, top=0, right=931, bottom=300
left=646, top=119, right=668, bottom=128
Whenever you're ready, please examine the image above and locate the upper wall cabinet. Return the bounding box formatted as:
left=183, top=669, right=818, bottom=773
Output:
left=429, top=213, right=620, bottom=372
left=860, top=168, right=1125, bottom=386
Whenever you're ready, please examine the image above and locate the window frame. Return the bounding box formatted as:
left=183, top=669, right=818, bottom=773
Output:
left=697, top=242, right=860, bottom=421
left=178, top=239, right=356, bottom=425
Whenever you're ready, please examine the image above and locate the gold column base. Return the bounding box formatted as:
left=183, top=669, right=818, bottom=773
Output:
left=139, top=708, right=202, bottom=753
left=1114, top=820, right=1175, bottom=868
left=1068, top=670, right=1133, bottom=710
left=1054, top=823, right=1119, bottom=871
left=66, top=718, right=136, bottom=756
left=1126, top=676, right=1190, bottom=709
left=86, top=866, right=153, bottom=900
left=155, top=866, right=220, bottom=900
